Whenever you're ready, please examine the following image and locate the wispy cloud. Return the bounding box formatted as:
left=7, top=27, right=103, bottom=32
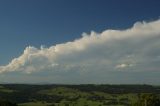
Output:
left=0, top=19, right=160, bottom=84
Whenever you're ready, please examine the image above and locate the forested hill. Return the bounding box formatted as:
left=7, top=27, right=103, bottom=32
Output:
left=1, top=84, right=160, bottom=94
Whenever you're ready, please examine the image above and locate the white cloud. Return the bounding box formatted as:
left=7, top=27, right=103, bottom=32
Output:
left=0, top=19, right=160, bottom=84
left=116, top=63, right=133, bottom=69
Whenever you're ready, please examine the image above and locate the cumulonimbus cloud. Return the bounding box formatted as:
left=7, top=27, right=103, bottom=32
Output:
left=0, top=19, right=160, bottom=84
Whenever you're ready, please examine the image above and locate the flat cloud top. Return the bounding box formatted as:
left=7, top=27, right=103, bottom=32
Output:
left=0, top=19, right=160, bottom=84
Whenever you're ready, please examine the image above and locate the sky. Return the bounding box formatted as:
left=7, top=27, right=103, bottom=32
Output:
left=0, top=0, right=160, bottom=84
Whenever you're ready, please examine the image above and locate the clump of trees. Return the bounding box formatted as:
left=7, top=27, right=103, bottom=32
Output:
left=0, top=99, right=17, bottom=106
left=133, top=93, right=160, bottom=106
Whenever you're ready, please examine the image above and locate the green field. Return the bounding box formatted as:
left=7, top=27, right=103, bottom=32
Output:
left=0, top=86, right=15, bottom=93
left=0, top=84, right=159, bottom=106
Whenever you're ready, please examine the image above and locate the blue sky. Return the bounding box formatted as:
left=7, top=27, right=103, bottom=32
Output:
left=0, top=0, right=160, bottom=84
left=0, top=0, right=160, bottom=64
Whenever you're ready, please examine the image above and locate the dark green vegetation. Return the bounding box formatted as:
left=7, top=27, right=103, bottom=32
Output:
left=0, top=84, right=160, bottom=106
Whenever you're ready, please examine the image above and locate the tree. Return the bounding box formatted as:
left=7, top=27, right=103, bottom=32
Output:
left=133, top=93, right=160, bottom=106
left=0, top=100, right=17, bottom=106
